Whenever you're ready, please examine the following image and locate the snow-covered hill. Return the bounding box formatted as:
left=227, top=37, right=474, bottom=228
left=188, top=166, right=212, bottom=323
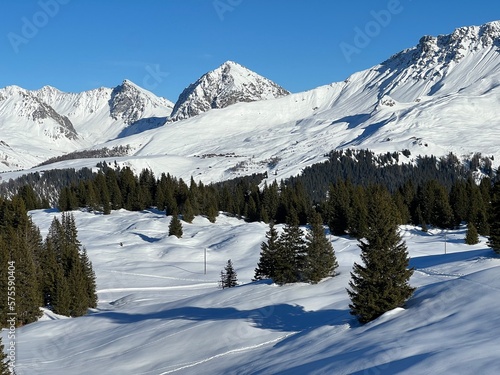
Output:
left=1, top=21, right=500, bottom=182
left=6, top=209, right=500, bottom=374
left=168, top=61, right=290, bottom=122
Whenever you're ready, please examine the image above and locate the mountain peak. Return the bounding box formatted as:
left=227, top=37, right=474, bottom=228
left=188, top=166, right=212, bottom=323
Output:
left=169, top=61, right=290, bottom=122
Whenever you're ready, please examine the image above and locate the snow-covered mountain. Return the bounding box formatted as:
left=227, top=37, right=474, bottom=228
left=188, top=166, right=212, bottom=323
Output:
left=65, top=20, right=497, bottom=184
left=1, top=21, right=500, bottom=181
left=0, top=81, right=173, bottom=171
left=168, top=61, right=290, bottom=122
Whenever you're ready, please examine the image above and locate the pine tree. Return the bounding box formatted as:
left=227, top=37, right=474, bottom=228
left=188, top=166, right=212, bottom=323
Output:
left=488, top=181, right=500, bottom=253
left=465, top=222, right=479, bottom=245
left=8, top=227, right=43, bottom=325
left=219, top=259, right=238, bottom=289
left=182, top=199, right=195, bottom=223
left=45, top=213, right=97, bottom=316
left=348, top=186, right=415, bottom=324
left=254, top=222, right=280, bottom=281
left=0, top=336, right=10, bottom=375
left=80, top=247, right=98, bottom=309
left=168, top=212, right=183, bottom=238
left=274, top=211, right=305, bottom=285
left=51, top=265, right=71, bottom=316
left=0, top=235, right=8, bottom=324
left=106, top=168, right=122, bottom=210
left=68, top=261, right=89, bottom=316
left=304, top=211, right=338, bottom=284
left=326, top=181, right=351, bottom=236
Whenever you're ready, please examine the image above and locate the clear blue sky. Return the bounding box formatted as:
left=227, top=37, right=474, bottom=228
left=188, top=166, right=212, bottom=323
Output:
left=1, top=0, right=499, bottom=101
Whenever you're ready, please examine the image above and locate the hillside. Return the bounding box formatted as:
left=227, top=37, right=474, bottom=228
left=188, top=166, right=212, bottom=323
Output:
left=6, top=209, right=500, bottom=374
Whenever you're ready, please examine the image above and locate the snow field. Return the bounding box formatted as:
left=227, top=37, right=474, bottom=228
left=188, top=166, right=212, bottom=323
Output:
left=2, top=209, right=499, bottom=374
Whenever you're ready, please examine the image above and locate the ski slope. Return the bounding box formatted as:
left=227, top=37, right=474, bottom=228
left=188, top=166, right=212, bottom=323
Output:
left=4, top=209, right=500, bottom=374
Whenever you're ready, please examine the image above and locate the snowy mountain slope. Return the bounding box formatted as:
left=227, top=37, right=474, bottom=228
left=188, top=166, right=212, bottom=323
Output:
left=0, top=85, right=83, bottom=170
left=0, top=81, right=173, bottom=171
left=34, top=80, right=174, bottom=142
left=1, top=22, right=500, bottom=182
left=168, top=61, right=290, bottom=122
left=8, top=209, right=500, bottom=374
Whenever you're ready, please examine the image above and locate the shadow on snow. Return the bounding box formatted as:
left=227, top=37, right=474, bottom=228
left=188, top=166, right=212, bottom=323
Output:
left=93, top=303, right=351, bottom=333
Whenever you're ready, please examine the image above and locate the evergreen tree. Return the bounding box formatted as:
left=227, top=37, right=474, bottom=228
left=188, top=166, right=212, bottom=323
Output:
left=488, top=181, right=500, bottom=253
left=168, top=212, right=183, bottom=238
left=450, top=180, right=468, bottom=226
left=254, top=222, right=279, bottom=281
left=348, top=185, right=368, bottom=237
left=18, top=184, right=41, bottom=211
left=182, top=199, right=195, bottom=223
left=45, top=213, right=97, bottom=316
left=68, top=261, right=89, bottom=316
left=348, top=186, right=415, bottom=324
left=274, top=211, right=305, bottom=285
left=304, top=211, right=338, bottom=284
left=0, top=336, right=10, bottom=375
left=51, top=265, right=71, bottom=316
left=219, top=259, right=238, bottom=289
left=465, top=222, right=479, bottom=245
left=8, top=227, right=43, bottom=325
left=326, top=181, right=351, bottom=236
left=80, top=247, right=98, bottom=309
left=466, top=178, right=489, bottom=235
left=0, top=235, right=9, bottom=324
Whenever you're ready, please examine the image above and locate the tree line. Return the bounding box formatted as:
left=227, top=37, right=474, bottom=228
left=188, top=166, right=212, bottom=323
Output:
left=0, top=196, right=97, bottom=329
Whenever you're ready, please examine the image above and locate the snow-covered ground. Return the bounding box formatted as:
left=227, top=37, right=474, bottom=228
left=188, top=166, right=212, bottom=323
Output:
left=4, top=209, right=500, bottom=374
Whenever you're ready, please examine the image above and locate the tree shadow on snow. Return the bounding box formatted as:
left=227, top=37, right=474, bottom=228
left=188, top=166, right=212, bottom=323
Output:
left=94, top=303, right=351, bottom=333
left=131, top=232, right=162, bottom=243
left=410, top=248, right=496, bottom=270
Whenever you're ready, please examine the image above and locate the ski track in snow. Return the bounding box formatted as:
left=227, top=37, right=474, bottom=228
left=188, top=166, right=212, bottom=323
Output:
left=97, top=284, right=218, bottom=294
left=156, top=333, right=296, bottom=375
left=104, top=269, right=215, bottom=283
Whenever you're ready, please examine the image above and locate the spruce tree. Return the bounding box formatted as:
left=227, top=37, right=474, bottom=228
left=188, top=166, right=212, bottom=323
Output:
left=168, top=212, right=183, bottom=238
left=488, top=181, right=500, bottom=253
left=274, top=211, right=305, bottom=285
left=106, top=168, right=123, bottom=210
left=0, top=235, right=8, bottom=323
left=219, top=259, right=238, bottom=289
left=80, top=248, right=98, bottom=309
left=68, top=261, right=89, bottom=316
left=465, top=222, right=479, bottom=245
left=182, top=199, right=195, bottom=223
left=254, top=222, right=279, bottom=281
left=45, top=213, right=97, bottom=316
left=0, top=336, right=10, bottom=375
left=326, top=181, right=351, bottom=236
left=8, top=227, right=43, bottom=325
left=304, top=211, right=338, bottom=284
left=348, top=186, right=415, bottom=324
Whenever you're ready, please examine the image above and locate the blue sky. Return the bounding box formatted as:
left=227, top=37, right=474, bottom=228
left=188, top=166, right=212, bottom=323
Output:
left=1, top=0, right=499, bottom=101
